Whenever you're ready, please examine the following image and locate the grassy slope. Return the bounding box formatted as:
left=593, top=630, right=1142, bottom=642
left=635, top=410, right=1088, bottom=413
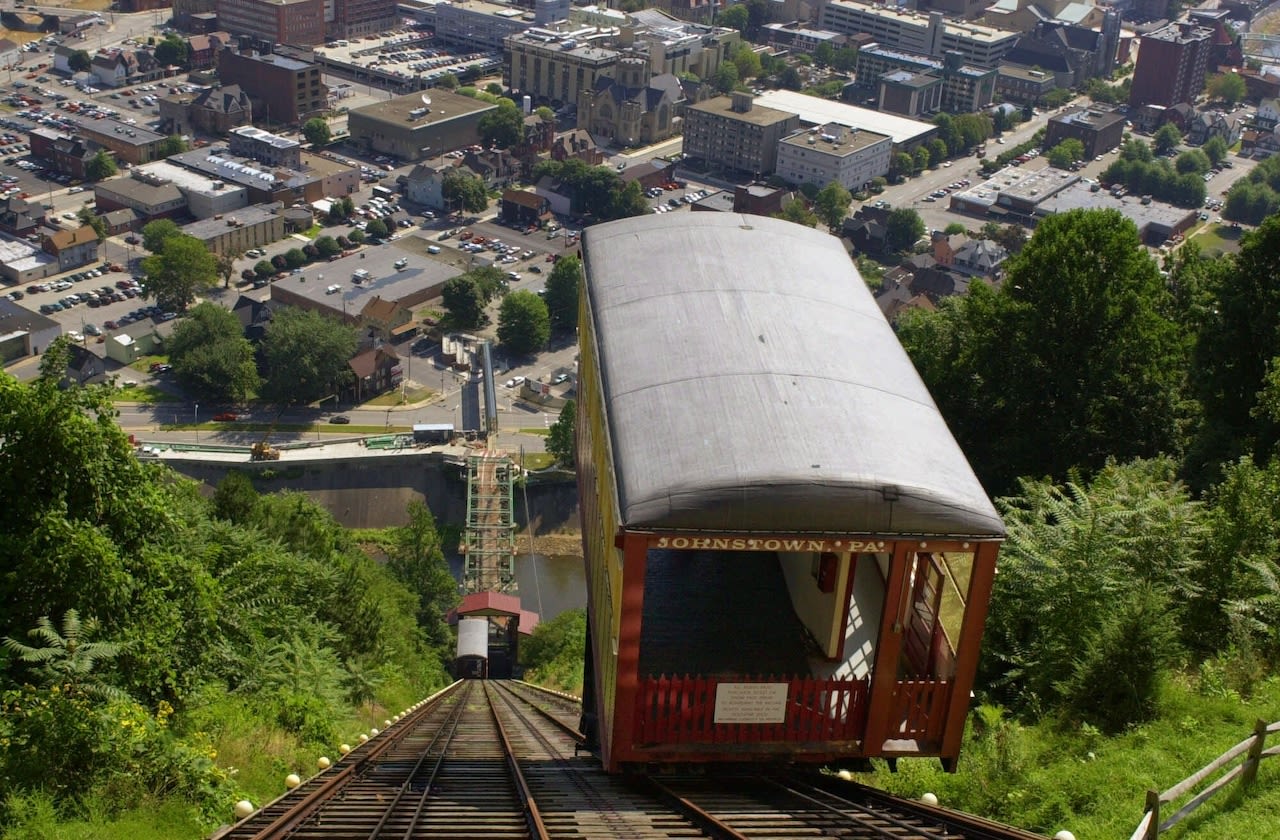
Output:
left=860, top=676, right=1280, bottom=838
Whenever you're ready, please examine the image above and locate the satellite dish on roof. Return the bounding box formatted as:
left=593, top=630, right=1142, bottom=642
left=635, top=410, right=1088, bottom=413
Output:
left=421, top=93, right=432, bottom=107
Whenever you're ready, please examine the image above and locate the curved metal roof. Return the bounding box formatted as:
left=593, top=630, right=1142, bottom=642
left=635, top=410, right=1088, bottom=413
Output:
left=580, top=213, right=1004, bottom=539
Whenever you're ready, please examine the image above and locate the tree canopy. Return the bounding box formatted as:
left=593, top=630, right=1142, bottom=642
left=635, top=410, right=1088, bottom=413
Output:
left=141, top=218, right=182, bottom=253
left=1206, top=72, right=1247, bottom=106
left=166, top=302, right=260, bottom=403
left=442, top=170, right=490, bottom=214
left=477, top=99, right=525, bottom=149
left=885, top=207, right=925, bottom=252
left=897, top=208, right=1185, bottom=495
left=441, top=275, right=488, bottom=329
left=814, top=181, right=852, bottom=232
left=497, top=289, right=550, bottom=355
left=84, top=150, right=116, bottom=182
left=543, top=255, right=581, bottom=333
left=302, top=117, right=331, bottom=146
left=140, top=234, right=218, bottom=311
left=258, top=307, right=357, bottom=405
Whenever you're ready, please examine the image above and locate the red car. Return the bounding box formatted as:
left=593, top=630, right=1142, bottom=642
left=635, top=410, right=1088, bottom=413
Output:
left=212, top=412, right=238, bottom=422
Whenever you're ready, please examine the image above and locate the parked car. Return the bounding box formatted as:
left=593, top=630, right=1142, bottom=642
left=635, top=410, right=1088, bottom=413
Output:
left=212, top=412, right=238, bottom=421
left=328, top=415, right=351, bottom=424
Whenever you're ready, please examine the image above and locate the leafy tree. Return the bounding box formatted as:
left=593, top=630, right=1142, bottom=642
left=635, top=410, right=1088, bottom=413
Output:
left=165, top=302, right=261, bottom=403
left=283, top=248, right=306, bottom=269
left=84, top=149, right=116, bottom=181
left=779, top=66, right=803, bottom=90
left=713, top=61, right=739, bottom=94
left=953, top=112, right=993, bottom=149
left=254, top=260, right=274, bottom=279
left=441, top=275, right=487, bottom=328
left=718, top=4, right=748, bottom=36
left=897, top=209, right=1185, bottom=495
left=776, top=197, right=817, bottom=227
left=153, top=34, right=188, bottom=68
left=545, top=399, right=577, bottom=468
left=349, top=228, right=366, bottom=244
left=1202, top=135, right=1228, bottom=167
left=497, top=289, right=550, bottom=355
left=944, top=222, right=966, bottom=236
left=519, top=607, right=584, bottom=690
left=141, top=218, right=181, bottom=253
left=76, top=207, right=107, bottom=241
left=832, top=46, right=859, bottom=73
left=442, top=170, right=489, bottom=214
left=211, top=470, right=260, bottom=525
left=814, top=181, right=852, bottom=232
left=1188, top=214, right=1280, bottom=486
left=315, top=235, right=341, bottom=259
left=928, top=137, right=949, bottom=165
left=436, top=72, right=459, bottom=90
left=259, top=307, right=357, bottom=405
left=68, top=50, right=91, bottom=73
left=885, top=207, right=925, bottom=253
left=2, top=610, right=128, bottom=701
left=364, top=218, right=389, bottom=240
left=1206, top=71, right=1247, bottom=106
left=732, top=44, right=762, bottom=80
left=156, top=135, right=189, bottom=157
left=1047, top=138, right=1084, bottom=169
left=386, top=501, right=458, bottom=645
left=543, top=254, right=581, bottom=333
left=913, top=145, right=931, bottom=172
left=889, top=151, right=913, bottom=182
left=240, top=268, right=256, bottom=282
left=606, top=179, right=649, bottom=220
left=302, top=117, right=331, bottom=146
left=468, top=265, right=508, bottom=302
left=140, top=234, right=217, bottom=311
left=216, top=250, right=237, bottom=288
left=477, top=99, right=525, bottom=149
left=813, top=41, right=834, bottom=67
left=1153, top=123, right=1182, bottom=156
left=1176, top=148, right=1211, bottom=175
left=271, top=254, right=288, bottom=271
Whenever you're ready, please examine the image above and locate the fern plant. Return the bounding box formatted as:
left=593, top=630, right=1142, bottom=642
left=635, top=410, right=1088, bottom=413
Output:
left=1, top=609, right=129, bottom=701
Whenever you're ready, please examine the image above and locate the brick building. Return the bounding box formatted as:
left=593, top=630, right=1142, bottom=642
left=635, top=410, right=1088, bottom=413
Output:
left=218, top=49, right=327, bottom=125
left=216, top=0, right=325, bottom=46
left=1129, top=21, right=1213, bottom=108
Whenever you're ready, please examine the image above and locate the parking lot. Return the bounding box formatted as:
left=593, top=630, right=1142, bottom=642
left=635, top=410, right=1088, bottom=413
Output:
left=314, top=26, right=502, bottom=90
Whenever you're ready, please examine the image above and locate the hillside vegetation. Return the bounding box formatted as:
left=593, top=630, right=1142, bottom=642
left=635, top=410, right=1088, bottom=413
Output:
left=0, top=344, right=460, bottom=837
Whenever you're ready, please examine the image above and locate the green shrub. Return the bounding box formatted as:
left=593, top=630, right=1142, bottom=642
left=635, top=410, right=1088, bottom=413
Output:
left=273, top=690, right=337, bottom=745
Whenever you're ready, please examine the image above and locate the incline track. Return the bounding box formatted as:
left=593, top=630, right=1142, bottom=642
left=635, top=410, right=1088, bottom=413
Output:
left=216, top=680, right=1045, bottom=840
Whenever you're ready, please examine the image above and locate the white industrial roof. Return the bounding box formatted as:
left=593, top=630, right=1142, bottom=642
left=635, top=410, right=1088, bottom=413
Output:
left=753, top=90, right=936, bottom=145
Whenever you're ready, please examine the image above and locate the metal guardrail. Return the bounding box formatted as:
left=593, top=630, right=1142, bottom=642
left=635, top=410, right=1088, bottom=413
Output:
left=1130, top=719, right=1280, bottom=839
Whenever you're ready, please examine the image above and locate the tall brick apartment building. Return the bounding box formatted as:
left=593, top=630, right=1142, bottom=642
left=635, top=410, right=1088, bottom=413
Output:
left=218, top=49, right=327, bottom=125
left=1129, top=21, right=1213, bottom=108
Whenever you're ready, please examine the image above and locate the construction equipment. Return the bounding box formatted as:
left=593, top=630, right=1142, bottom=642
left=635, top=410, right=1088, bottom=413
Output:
left=250, top=411, right=282, bottom=460
left=250, top=441, right=280, bottom=461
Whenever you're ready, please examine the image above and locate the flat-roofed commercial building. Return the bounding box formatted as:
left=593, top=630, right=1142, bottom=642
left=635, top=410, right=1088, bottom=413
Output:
left=435, top=0, right=533, bottom=51
left=1043, top=106, right=1125, bottom=159
left=754, top=89, right=938, bottom=150
left=216, top=0, right=325, bottom=46
left=856, top=45, right=996, bottom=113
left=218, top=50, right=328, bottom=125
left=776, top=123, right=892, bottom=192
left=93, top=171, right=188, bottom=221
left=683, top=92, right=801, bottom=177
left=819, top=3, right=1018, bottom=68
left=70, top=116, right=166, bottom=165
left=134, top=159, right=249, bottom=219
left=506, top=27, right=622, bottom=108
left=348, top=89, right=496, bottom=161
left=181, top=203, right=286, bottom=256
left=229, top=125, right=302, bottom=168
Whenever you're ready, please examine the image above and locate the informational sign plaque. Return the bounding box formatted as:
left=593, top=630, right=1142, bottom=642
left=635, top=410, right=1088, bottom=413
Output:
left=713, top=683, right=789, bottom=724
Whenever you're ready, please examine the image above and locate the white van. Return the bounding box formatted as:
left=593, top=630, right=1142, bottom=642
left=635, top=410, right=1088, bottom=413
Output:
left=426, top=245, right=441, bottom=254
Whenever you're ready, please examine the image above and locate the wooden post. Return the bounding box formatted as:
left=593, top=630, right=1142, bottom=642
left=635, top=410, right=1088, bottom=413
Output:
left=1143, top=789, right=1161, bottom=840
left=1241, top=718, right=1268, bottom=787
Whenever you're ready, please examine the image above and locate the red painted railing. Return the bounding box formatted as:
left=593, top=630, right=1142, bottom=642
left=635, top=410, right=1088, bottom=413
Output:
left=633, top=674, right=870, bottom=746
left=892, top=678, right=951, bottom=747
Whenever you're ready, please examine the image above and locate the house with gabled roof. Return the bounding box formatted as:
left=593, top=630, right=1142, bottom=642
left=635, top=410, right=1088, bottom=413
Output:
left=43, top=225, right=99, bottom=271
left=345, top=345, right=401, bottom=403
left=359, top=295, right=411, bottom=340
